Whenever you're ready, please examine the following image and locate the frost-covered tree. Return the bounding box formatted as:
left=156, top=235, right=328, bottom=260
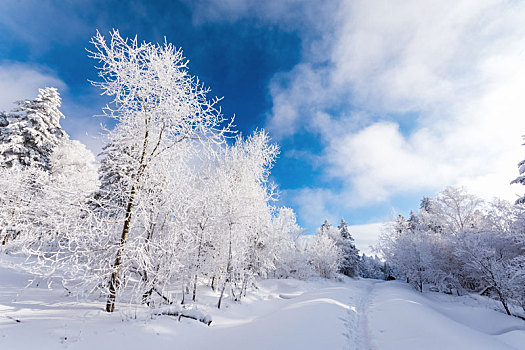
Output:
left=380, top=215, right=434, bottom=292
left=455, top=229, right=516, bottom=315
left=0, top=87, right=67, bottom=169
left=431, top=187, right=484, bottom=234
left=336, top=218, right=360, bottom=277
left=309, top=220, right=341, bottom=279
left=87, top=30, right=234, bottom=312
left=91, top=124, right=143, bottom=217
left=359, top=254, right=389, bottom=280
left=454, top=200, right=525, bottom=315
left=50, top=140, right=99, bottom=196
left=0, top=91, right=97, bottom=248
left=214, top=131, right=279, bottom=308
left=310, top=234, right=341, bottom=279
left=381, top=187, right=525, bottom=315
left=319, top=220, right=334, bottom=237
left=511, top=135, right=525, bottom=204
left=0, top=167, right=48, bottom=246
left=270, top=208, right=311, bottom=279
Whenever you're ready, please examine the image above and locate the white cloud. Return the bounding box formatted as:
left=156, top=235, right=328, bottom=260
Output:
left=148, top=0, right=525, bottom=230
left=184, top=0, right=338, bottom=36
left=287, top=187, right=340, bottom=231
left=265, top=0, right=525, bottom=217
left=350, top=223, right=385, bottom=256
left=0, top=63, right=66, bottom=112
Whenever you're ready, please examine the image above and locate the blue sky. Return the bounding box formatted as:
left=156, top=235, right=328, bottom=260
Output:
left=1, top=0, right=525, bottom=246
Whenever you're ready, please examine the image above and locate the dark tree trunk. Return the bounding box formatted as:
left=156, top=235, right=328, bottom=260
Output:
left=218, top=223, right=233, bottom=309
left=192, top=222, right=205, bottom=302
left=495, top=288, right=512, bottom=316
left=105, top=125, right=150, bottom=313
left=105, top=183, right=137, bottom=313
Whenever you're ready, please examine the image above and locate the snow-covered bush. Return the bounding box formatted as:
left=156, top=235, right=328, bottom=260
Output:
left=50, top=139, right=99, bottom=196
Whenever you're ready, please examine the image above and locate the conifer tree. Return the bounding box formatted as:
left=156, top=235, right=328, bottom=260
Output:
left=337, top=218, right=360, bottom=277
left=511, top=135, right=525, bottom=204
left=0, top=87, right=67, bottom=169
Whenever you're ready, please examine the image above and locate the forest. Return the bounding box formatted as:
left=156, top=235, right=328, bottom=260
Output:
left=1, top=30, right=524, bottom=326
left=0, top=30, right=361, bottom=315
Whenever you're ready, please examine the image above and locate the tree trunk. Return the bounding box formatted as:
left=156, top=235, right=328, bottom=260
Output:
left=217, top=277, right=228, bottom=309
left=105, top=122, right=151, bottom=313
left=218, top=223, right=233, bottom=309
left=105, top=183, right=137, bottom=313
left=495, top=288, right=512, bottom=316
left=192, top=274, right=198, bottom=302
left=192, top=224, right=204, bottom=302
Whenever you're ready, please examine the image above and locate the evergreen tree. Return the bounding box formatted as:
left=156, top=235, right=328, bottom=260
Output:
left=90, top=125, right=141, bottom=217
left=337, top=218, right=360, bottom=277
left=319, top=219, right=333, bottom=236
left=420, top=197, right=432, bottom=212
left=511, top=135, right=525, bottom=204
left=0, top=87, right=67, bottom=169
left=358, top=254, right=388, bottom=280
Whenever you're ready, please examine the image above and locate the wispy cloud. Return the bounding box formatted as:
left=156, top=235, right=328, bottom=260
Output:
left=0, top=63, right=66, bottom=112
left=0, top=1, right=94, bottom=54
left=190, top=0, right=525, bottom=227
left=267, top=1, right=525, bottom=223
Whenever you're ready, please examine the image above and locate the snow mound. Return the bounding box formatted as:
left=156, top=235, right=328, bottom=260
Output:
left=368, top=281, right=525, bottom=350
left=153, top=305, right=213, bottom=326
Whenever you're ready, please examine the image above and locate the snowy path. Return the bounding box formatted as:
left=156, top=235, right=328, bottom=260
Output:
left=0, top=262, right=373, bottom=350
left=355, top=279, right=380, bottom=350
left=2, top=260, right=525, bottom=350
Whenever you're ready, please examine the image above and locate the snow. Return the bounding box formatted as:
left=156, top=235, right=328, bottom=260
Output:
left=1, top=257, right=525, bottom=350
left=367, top=281, right=525, bottom=350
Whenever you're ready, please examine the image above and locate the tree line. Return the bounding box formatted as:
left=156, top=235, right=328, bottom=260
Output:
left=379, top=186, right=525, bottom=316
left=0, top=30, right=363, bottom=313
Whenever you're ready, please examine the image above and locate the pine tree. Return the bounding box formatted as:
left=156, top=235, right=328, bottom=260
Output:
left=358, top=254, right=388, bottom=280
left=0, top=87, right=67, bottom=169
left=319, top=219, right=333, bottom=237
left=90, top=125, right=141, bottom=217
left=337, top=218, right=360, bottom=277
left=511, top=135, right=525, bottom=204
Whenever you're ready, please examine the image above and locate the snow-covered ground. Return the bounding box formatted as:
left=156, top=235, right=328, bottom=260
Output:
left=367, top=282, right=525, bottom=350
left=1, top=259, right=525, bottom=350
